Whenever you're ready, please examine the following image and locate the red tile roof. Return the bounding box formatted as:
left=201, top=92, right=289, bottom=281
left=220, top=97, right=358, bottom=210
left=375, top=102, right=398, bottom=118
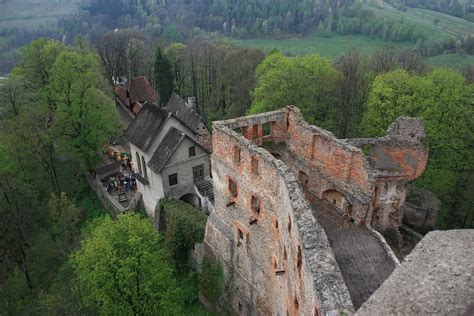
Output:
left=128, top=76, right=158, bottom=105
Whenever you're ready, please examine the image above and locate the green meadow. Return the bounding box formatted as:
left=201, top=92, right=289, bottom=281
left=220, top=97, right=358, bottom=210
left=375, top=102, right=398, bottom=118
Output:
left=234, top=33, right=412, bottom=59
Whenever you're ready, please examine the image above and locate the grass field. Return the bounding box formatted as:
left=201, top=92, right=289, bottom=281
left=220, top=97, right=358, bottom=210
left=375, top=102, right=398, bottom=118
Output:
left=234, top=33, right=412, bottom=59
left=427, top=54, right=474, bottom=69
left=368, top=4, right=474, bottom=41
left=0, top=0, right=82, bottom=29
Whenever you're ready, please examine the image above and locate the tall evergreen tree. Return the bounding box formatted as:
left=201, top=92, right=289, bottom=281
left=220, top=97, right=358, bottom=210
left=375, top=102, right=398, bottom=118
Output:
left=154, top=47, right=175, bottom=106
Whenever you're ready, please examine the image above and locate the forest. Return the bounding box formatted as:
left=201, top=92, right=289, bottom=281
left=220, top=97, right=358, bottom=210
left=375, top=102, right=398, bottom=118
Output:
left=1, top=0, right=473, bottom=74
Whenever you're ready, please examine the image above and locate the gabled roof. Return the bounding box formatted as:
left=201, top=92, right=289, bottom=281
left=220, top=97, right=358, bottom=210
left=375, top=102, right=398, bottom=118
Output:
left=147, top=127, right=185, bottom=173
left=166, top=92, right=205, bottom=132
left=114, top=83, right=130, bottom=107
left=125, top=103, right=170, bottom=152
left=128, top=76, right=158, bottom=105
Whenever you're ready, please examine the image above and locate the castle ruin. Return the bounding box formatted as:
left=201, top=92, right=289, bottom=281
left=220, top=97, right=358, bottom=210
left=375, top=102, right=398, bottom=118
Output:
left=202, top=106, right=428, bottom=314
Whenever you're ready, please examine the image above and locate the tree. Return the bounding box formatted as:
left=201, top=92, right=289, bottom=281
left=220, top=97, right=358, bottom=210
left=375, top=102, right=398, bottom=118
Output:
left=0, top=74, right=30, bottom=118
left=95, top=29, right=146, bottom=83
left=334, top=49, right=371, bottom=138
left=250, top=53, right=339, bottom=132
left=13, top=38, right=65, bottom=90
left=49, top=193, right=82, bottom=259
left=370, top=45, right=397, bottom=74
left=154, top=47, right=175, bottom=106
left=0, top=144, right=39, bottom=289
left=72, top=213, right=183, bottom=315
left=48, top=49, right=120, bottom=169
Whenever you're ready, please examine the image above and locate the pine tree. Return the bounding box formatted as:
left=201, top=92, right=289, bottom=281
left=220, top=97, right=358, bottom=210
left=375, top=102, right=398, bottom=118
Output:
left=154, top=47, right=175, bottom=106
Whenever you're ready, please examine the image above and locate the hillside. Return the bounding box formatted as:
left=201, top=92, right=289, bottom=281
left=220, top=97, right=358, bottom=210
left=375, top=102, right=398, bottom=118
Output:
left=0, top=0, right=83, bottom=29
left=368, top=2, right=474, bottom=40
left=237, top=2, right=474, bottom=67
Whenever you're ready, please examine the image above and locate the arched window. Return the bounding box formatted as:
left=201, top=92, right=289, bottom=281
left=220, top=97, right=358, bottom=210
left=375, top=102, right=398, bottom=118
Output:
left=141, top=156, right=148, bottom=179
left=136, top=152, right=142, bottom=175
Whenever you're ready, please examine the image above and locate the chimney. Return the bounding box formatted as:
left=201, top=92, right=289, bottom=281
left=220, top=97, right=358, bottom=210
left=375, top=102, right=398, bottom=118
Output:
left=187, top=97, right=197, bottom=112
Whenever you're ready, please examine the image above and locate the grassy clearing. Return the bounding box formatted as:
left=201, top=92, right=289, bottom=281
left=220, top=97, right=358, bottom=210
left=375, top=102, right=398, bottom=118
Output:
left=368, top=4, right=474, bottom=41
left=0, top=0, right=82, bottom=29
left=427, top=54, right=474, bottom=69
left=234, top=33, right=412, bottom=59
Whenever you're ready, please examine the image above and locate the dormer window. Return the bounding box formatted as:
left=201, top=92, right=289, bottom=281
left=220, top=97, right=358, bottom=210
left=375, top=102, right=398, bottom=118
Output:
left=189, top=146, right=196, bottom=157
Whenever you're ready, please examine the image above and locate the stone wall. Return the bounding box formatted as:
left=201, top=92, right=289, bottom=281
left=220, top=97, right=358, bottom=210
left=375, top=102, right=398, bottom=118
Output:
left=204, top=112, right=353, bottom=315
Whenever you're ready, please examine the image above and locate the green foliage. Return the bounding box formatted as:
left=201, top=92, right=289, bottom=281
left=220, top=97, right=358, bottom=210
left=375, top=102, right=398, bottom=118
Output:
left=251, top=53, right=340, bottom=133
left=48, top=49, right=120, bottom=169
left=154, top=46, right=175, bottom=106
left=49, top=193, right=82, bottom=258
left=361, top=68, right=474, bottom=229
left=0, top=38, right=116, bottom=312
left=198, top=257, right=224, bottom=304
left=72, top=213, right=183, bottom=315
left=161, top=199, right=208, bottom=266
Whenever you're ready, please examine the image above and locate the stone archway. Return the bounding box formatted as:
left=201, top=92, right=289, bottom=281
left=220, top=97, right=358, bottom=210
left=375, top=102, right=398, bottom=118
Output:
left=180, top=193, right=201, bottom=209
left=322, top=190, right=346, bottom=210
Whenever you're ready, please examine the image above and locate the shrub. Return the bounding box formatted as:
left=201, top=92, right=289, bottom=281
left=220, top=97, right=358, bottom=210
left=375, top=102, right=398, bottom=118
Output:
left=160, top=199, right=208, bottom=265
left=198, top=257, right=224, bottom=304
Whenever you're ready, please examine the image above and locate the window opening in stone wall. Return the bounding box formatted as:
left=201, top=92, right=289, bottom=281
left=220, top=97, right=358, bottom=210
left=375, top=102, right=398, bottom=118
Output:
left=237, top=228, right=244, bottom=246
left=275, top=220, right=279, bottom=229
left=263, top=122, right=271, bottom=137
left=284, top=248, right=288, bottom=260
left=229, top=178, right=238, bottom=198
left=273, top=258, right=278, bottom=269
left=233, top=127, right=242, bottom=135
left=251, top=195, right=260, bottom=214
left=251, top=157, right=259, bottom=175
left=188, top=146, right=196, bottom=157
left=288, top=216, right=292, bottom=235
left=136, top=152, right=142, bottom=175
left=311, top=135, right=316, bottom=159
left=141, top=156, right=148, bottom=179
left=297, top=245, right=302, bottom=276
left=169, top=173, right=178, bottom=186
left=234, top=146, right=241, bottom=163
left=238, top=302, right=243, bottom=313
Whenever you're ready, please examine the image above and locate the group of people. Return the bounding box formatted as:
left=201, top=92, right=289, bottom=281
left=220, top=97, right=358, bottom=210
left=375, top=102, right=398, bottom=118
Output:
left=104, top=170, right=137, bottom=194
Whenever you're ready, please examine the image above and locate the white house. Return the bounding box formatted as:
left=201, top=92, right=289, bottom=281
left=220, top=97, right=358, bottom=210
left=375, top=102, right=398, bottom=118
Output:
left=125, top=99, right=213, bottom=217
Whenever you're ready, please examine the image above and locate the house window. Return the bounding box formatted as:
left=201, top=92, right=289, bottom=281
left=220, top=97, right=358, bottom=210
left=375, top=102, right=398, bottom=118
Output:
left=169, top=173, right=178, bottom=187
left=234, top=146, right=241, bottom=164
left=251, top=157, right=259, bottom=175
left=141, top=156, right=148, bottom=179
left=237, top=228, right=244, bottom=246
left=189, top=146, right=196, bottom=157
left=229, top=178, right=238, bottom=198
left=251, top=196, right=260, bottom=214
left=136, top=152, right=142, bottom=175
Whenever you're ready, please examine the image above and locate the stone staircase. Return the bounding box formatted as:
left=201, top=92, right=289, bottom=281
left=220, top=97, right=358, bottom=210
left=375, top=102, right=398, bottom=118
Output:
left=195, top=180, right=214, bottom=203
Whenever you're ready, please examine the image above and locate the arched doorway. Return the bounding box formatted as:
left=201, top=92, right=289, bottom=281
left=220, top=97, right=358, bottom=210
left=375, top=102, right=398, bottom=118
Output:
left=298, top=171, right=309, bottom=190
left=180, top=193, right=201, bottom=209
left=322, top=190, right=346, bottom=210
